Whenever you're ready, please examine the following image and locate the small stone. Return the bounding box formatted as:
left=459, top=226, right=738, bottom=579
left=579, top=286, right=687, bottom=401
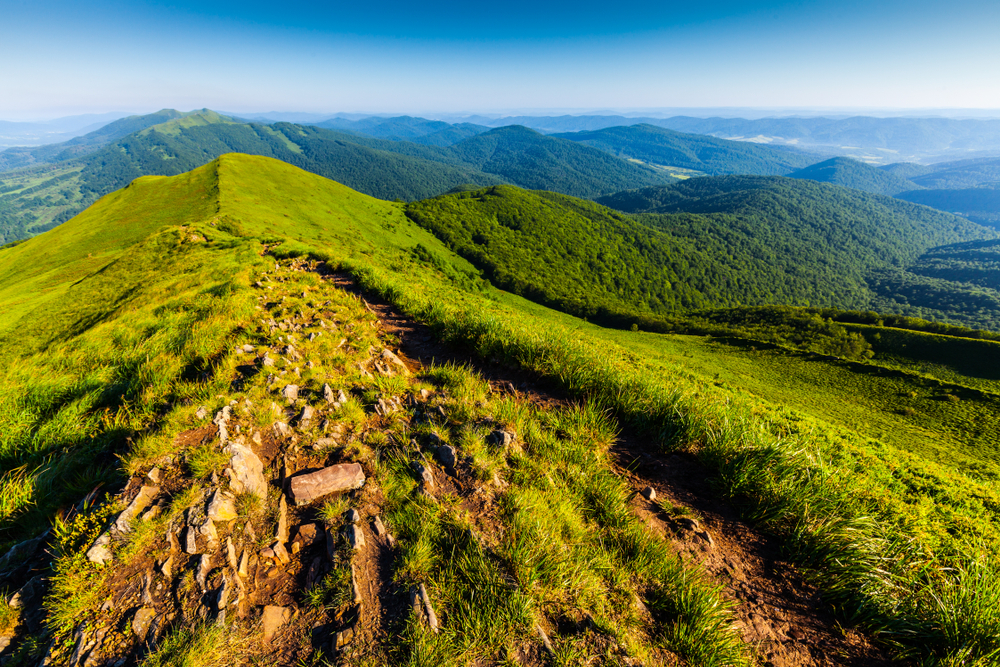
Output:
left=323, top=384, right=335, bottom=404
left=695, top=531, right=715, bottom=549
left=289, top=463, right=366, bottom=506
left=488, top=430, right=516, bottom=448
left=337, top=389, right=348, bottom=404
left=242, top=344, right=256, bottom=353
left=299, top=405, right=315, bottom=429
left=344, top=523, right=365, bottom=550
left=436, top=445, right=457, bottom=468
left=196, top=406, right=209, bottom=420
left=225, top=442, right=267, bottom=499
left=86, top=533, right=112, bottom=565
left=640, top=486, right=656, bottom=502
left=184, top=527, right=199, bottom=555
left=227, top=537, right=238, bottom=570
left=161, top=555, right=174, bottom=578
left=208, top=491, right=238, bottom=522
left=261, top=605, right=292, bottom=640
left=380, top=348, right=410, bottom=375
left=114, top=485, right=160, bottom=534
left=345, top=509, right=360, bottom=524
left=196, top=554, right=213, bottom=591
left=419, top=388, right=431, bottom=399
left=419, top=583, right=439, bottom=633
left=282, top=384, right=299, bottom=404
left=261, top=353, right=275, bottom=367
left=273, top=541, right=291, bottom=565
left=412, top=462, right=434, bottom=489
left=274, top=421, right=291, bottom=438
left=146, top=467, right=162, bottom=484
left=261, top=547, right=276, bottom=560
left=238, top=549, right=249, bottom=578
left=132, top=606, right=157, bottom=640
left=334, top=624, right=355, bottom=649
left=277, top=495, right=289, bottom=544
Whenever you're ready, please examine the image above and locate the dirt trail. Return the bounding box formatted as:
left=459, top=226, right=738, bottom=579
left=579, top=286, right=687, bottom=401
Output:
left=341, top=271, right=895, bottom=667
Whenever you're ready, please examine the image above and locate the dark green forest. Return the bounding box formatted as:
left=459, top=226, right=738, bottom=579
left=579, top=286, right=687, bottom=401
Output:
left=406, top=181, right=995, bottom=329
left=552, top=123, right=819, bottom=175
left=788, top=156, right=919, bottom=195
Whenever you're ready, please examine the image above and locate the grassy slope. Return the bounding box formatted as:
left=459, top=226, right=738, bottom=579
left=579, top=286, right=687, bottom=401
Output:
left=2, top=155, right=1000, bottom=661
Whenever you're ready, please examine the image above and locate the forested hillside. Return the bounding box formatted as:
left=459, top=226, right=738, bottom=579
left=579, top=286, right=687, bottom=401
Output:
left=552, top=124, right=819, bottom=175
left=406, top=180, right=995, bottom=326
left=0, top=110, right=191, bottom=172
left=445, top=125, right=674, bottom=197
left=789, top=156, right=919, bottom=195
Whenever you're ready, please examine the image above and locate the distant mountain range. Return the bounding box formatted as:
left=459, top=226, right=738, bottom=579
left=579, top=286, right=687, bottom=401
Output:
left=3, top=110, right=818, bottom=244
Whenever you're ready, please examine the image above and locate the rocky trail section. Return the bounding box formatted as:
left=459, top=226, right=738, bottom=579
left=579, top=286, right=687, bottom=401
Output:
left=0, top=257, right=887, bottom=666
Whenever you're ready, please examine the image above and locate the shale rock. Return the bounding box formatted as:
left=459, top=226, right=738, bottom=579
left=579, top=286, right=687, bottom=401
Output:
left=289, top=463, right=365, bottom=506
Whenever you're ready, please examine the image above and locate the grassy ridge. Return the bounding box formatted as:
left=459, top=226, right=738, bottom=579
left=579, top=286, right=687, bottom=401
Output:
left=1, top=155, right=999, bottom=661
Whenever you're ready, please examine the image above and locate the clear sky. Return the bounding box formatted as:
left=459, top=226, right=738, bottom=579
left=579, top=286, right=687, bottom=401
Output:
left=3, top=0, right=1000, bottom=119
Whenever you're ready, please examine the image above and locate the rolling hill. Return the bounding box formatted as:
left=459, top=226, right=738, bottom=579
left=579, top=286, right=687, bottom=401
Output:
left=552, top=123, right=820, bottom=175
left=788, top=156, right=919, bottom=195
left=409, top=178, right=995, bottom=325
left=445, top=125, right=674, bottom=197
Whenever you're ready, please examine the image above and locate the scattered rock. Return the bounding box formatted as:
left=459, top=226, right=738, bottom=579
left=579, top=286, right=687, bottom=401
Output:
left=640, top=486, right=656, bottom=501
left=184, top=527, right=199, bottom=555
left=196, top=406, right=209, bottom=420
left=344, top=523, right=365, bottom=550
left=261, top=605, right=292, bottom=641
left=412, top=462, right=435, bottom=489
left=419, top=583, right=439, bottom=633
left=225, top=442, right=268, bottom=499
left=277, top=495, right=289, bottom=544
left=274, top=421, right=292, bottom=438
left=334, top=624, right=355, bottom=649
left=114, top=485, right=160, bottom=534
left=323, top=384, right=335, bottom=404
left=261, top=353, right=275, bottom=367
left=345, top=509, right=360, bottom=524
left=146, top=467, right=162, bottom=484
left=196, top=554, right=213, bottom=591
left=0, top=533, right=45, bottom=572
left=299, top=405, right=315, bottom=429
left=488, top=430, right=516, bottom=449
left=435, top=445, right=457, bottom=469
left=289, top=463, right=365, bottom=506
left=350, top=562, right=363, bottom=605
left=207, top=491, right=237, bottom=522
left=132, top=607, right=156, bottom=640
left=86, top=533, right=112, bottom=565
left=372, top=515, right=387, bottom=537
left=676, top=517, right=701, bottom=532
left=695, top=531, right=715, bottom=549
left=294, top=523, right=320, bottom=548
left=282, top=384, right=299, bottom=404
left=380, top=348, right=410, bottom=375
left=273, top=541, right=291, bottom=565
left=161, top=555, right=174, bottom=578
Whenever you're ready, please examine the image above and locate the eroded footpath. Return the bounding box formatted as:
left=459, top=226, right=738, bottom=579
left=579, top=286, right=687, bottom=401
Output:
left=0, top=258, right=891, bottom=666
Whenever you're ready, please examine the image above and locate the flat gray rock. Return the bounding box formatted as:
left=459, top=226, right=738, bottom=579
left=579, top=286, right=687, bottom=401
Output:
left=289, top=463, right=365, bottom=506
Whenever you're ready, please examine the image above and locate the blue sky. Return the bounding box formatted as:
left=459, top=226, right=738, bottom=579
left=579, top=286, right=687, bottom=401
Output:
left=3, top=0, right=999, bottom=119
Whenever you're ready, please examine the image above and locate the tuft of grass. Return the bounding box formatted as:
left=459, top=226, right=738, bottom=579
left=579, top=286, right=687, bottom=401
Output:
left=317, top=497, right=350, bottom=525
left=139, top=624, right=229, bottom=667
left=186, top=443, right=229, bottom=480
